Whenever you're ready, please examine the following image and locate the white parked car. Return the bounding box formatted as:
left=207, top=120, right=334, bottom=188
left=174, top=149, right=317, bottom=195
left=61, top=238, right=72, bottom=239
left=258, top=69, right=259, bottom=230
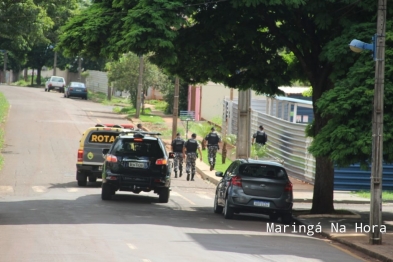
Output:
left=45, top=76, right=66, bottom=93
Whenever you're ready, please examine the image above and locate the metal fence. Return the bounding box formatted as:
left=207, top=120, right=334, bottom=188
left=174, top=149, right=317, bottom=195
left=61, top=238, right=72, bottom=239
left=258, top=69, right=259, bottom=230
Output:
left=223, top=97, right=316, bottom=183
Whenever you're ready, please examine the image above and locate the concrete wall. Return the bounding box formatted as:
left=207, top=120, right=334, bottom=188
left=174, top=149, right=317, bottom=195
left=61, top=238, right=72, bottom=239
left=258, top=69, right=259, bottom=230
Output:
left=85, top=70, right=107, bottom=93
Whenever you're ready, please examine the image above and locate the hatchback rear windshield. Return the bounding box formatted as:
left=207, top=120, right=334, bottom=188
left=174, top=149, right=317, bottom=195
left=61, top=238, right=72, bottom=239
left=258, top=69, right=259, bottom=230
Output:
left=239, top=164, right=288, bottom=180
left=112, top=139, right=164, bottom=158
left=52, top=77, right=64, bottom=82
left=70, top=82, right=85, bottom=88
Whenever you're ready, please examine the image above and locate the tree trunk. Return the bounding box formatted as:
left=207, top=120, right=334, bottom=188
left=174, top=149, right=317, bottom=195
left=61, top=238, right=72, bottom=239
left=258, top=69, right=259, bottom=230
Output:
left=31, top=69, right=34, bottom=86
left=36, top=68, right=42, bottom=85
left=310, top=77, right=335, bottom=214
left=222, top=142, right=227, bottom=164
left=311, top=156, right=334, bottom=213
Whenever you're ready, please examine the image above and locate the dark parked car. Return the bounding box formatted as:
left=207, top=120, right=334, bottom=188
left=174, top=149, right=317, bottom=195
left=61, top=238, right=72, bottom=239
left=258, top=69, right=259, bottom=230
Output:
left=101, top=131, right=174, bottom=202
left=213, top=159, right=293, bottom=223
left=64, top=82, right=87, bottom=99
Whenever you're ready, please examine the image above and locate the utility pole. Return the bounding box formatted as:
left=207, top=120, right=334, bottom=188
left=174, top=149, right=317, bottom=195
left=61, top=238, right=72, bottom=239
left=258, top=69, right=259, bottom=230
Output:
left=135, top=55, right=144, bottom=118
left=53, top=51, right=57, bottom=76
left=370, top=0, right=386, bottom=245
left=172, top=77, right=180, bottom=140
left=236, top=89, right=251, bottom=159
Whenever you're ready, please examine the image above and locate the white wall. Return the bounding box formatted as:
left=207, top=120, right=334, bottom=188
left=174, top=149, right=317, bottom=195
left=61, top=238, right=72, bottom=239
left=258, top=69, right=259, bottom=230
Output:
left=200, top=82, right=266, bottom=122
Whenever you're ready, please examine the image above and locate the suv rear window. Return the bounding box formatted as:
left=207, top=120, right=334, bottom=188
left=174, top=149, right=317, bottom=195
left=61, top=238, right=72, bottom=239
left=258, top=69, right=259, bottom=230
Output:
left=112, top=139, right=163, bottom=158
left=239, top=164, right=287, bottom=180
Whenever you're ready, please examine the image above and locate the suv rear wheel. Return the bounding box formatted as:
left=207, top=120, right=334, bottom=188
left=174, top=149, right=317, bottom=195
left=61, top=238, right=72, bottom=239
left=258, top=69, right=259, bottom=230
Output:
left=88, top=176, right=97, bottom=183
left=101, top=183, right=113, bottom=200
left=77, top=172, right=87, bottom=187
left=158, top=188, right=170, bottom=203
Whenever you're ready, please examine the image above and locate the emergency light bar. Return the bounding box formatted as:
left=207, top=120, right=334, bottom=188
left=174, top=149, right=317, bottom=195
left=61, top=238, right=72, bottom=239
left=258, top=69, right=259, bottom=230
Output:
left=119, top=130, right=162, bottom=136
left=95, top=123, right=134, bottom=129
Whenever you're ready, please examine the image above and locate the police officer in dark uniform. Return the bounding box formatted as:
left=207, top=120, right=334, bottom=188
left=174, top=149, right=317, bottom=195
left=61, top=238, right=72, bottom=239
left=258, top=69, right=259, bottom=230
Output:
left=171, top=132, right=185, bottom=178
left=252, top=125, right=268, bottom=149
left=183, top=133, right=203, bottom=181
left=205, top=127, right=221, bottom=171
left=135, top=123, right=147, bottom=131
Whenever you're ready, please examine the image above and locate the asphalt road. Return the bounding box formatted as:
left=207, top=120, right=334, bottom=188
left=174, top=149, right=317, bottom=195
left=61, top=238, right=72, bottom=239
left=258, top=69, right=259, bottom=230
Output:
left=0, top=85, right=375, bottom=262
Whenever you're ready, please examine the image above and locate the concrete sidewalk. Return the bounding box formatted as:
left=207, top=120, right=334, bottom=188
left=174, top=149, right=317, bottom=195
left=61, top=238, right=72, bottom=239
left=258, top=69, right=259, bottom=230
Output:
left=128, top=104, right=393, bottom=262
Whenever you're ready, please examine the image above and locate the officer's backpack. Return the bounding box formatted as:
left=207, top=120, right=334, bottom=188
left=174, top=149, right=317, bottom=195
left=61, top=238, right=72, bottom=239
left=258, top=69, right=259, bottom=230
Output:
left=255, top=131, right=267, bottom=144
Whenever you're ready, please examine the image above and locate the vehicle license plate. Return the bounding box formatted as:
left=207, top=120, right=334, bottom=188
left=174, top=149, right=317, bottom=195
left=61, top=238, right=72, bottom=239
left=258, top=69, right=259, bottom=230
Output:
left=129, top=162, right=145, bottom=168
left=98, top=166, right=103, bottom=171
left=123, top=177, right=148, bottom=182
left=253, top=201, right=270, bottom=207
left=75, top=89, right=81, bottom=92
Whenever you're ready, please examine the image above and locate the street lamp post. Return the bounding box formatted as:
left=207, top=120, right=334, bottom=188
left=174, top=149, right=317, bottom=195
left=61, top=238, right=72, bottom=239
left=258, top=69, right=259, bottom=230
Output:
left=349, top=0, right=386, bottom=245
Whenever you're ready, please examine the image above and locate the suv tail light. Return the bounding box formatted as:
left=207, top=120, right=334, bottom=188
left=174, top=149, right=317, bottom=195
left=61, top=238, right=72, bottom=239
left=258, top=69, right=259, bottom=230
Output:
left=77, top=149, right=83, bottom=162
left=284, top=182, right=293, bottom=192
left=155, top=159, right=167, bottom=165
left=231, top=176, right=242, bottom=187
left=106, top=154, right=118, bottom=163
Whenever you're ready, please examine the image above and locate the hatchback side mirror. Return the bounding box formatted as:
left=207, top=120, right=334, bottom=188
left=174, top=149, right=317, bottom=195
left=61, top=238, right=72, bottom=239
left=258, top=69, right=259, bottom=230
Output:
left=215, top=171, right=224, bottom=177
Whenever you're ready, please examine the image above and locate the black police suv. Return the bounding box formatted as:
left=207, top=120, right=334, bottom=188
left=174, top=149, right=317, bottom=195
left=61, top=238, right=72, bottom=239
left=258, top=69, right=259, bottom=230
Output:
left=101, top=131, right=174, bottom=203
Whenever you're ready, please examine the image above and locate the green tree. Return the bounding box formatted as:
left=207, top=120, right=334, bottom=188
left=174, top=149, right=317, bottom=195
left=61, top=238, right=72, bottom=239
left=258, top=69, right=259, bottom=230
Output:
left=309, top=30, right=393, bottom=169
left=107, top=53, right=172, bottom=108
left=56, top=0, right=393, bottom=214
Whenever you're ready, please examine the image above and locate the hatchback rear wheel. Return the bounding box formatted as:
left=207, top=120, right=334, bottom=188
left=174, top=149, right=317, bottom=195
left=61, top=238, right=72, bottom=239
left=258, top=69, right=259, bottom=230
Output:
left=281, top=213, right=292, bottom=224
left=269, top=214, right=279, bottom=221
left=223, top=197, right=234, bottom=219
left=213, top=194, right=223, bottom=214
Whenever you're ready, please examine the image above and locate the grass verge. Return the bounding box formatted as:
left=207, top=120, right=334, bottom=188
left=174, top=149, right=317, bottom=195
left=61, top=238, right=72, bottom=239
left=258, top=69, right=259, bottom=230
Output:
left=146, top=100, right=167, bottom=111
left=113, top=106, right=164, bottom=124
left=88, top=90, right=129, bottom=106
left=200, top=148, right=232, bottom=172
left=352, top=190, right=393, bottom=201
left=0, top=92, right=10, bottom=169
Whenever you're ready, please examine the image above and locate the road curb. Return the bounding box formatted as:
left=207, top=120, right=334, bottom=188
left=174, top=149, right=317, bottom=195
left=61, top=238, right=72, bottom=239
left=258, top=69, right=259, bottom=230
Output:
left=292, top=217, right=393, bottom=262
left=196, top=166, right=220, bottom=185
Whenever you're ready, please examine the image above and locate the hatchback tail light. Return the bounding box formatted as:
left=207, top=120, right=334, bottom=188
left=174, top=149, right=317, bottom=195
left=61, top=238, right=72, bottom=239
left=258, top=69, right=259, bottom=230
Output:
left=155, top=159, right=167, bottom=165
left=284, top=182, right=293, bottom=192
left=106, top=154, right=118, bottom=163
left=77, top=149, right=83, bottom=162
left=70, top=88, right=73, bottom=91
left=83, top=89, right=87, bottom=92
left=231, top=176, right=242, bottom=187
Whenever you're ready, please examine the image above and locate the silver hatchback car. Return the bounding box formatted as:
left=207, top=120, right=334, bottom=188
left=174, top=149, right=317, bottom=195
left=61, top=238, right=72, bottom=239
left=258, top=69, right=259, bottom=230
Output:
left=214, top=159, right=293, bottom=223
